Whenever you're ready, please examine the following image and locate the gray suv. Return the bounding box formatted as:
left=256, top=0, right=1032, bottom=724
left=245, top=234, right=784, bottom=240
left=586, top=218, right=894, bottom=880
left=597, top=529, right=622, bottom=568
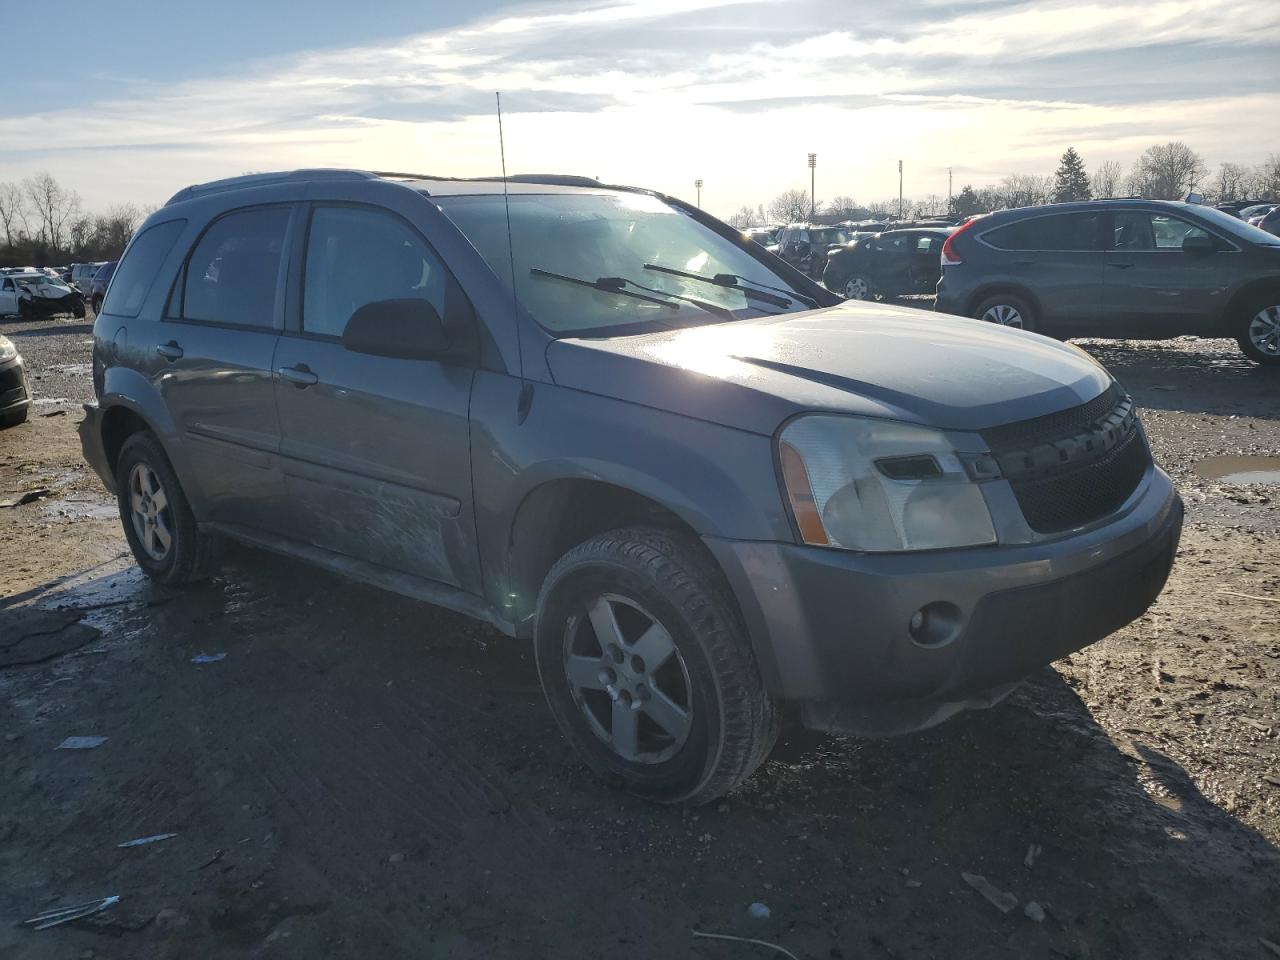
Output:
left=935, top=199, right=1280, bottom=364
left=80, top=169, right=1183, bottom=803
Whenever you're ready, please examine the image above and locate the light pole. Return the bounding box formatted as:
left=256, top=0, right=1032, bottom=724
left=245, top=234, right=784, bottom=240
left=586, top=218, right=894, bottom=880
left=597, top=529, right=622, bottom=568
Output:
left=948, top=167, right=953, bottom=213
left=898, top=159, right=904, bottom=221
left=807, top=153, right=817, bottom=219
left=694, top=179, right=703, bottom=209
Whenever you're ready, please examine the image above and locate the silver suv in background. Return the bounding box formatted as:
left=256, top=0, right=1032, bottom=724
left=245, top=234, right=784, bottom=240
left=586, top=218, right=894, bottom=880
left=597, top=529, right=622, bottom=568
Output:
left=80, top=169, right=1182, bottom=803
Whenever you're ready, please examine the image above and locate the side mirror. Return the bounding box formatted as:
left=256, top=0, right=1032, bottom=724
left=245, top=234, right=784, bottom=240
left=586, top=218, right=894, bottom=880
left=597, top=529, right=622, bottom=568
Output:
left=1182, top=234, right=1215, bottom=255
left=342, top=298, right=448, bottom=360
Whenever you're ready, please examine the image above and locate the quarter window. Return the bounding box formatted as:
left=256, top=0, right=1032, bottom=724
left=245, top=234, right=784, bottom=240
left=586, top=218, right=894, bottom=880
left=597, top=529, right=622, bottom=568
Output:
left=101, top=219, right=185, bottom=318
left=302, top=205, right=449, bottom=338
left=178, top=207, right=290, bottom=328
left=983, top=213, right=1101, bottom=252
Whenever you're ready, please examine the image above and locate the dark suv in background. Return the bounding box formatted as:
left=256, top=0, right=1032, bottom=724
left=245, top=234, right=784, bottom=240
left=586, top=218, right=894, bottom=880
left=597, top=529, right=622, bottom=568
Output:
left=935, top=200, right=1280, bottom=364
left=823, top=227, right=952, bottom=300
left=774, top=223, right=852, bottom=279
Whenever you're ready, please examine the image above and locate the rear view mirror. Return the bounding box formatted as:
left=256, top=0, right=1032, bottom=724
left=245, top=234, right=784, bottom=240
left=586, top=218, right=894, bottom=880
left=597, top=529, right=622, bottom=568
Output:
left=342, top=298, right=448, bottom=360
left=1182, top=235, right=1215, bottom=255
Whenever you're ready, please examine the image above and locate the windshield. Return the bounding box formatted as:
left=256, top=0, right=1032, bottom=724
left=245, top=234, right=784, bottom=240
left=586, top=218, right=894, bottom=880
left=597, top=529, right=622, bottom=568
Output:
left=435, top=192, right=811, bottom=336
left=810, top=228, right=850, bottom=245
left=1192, top=204, right=1280, bottom=245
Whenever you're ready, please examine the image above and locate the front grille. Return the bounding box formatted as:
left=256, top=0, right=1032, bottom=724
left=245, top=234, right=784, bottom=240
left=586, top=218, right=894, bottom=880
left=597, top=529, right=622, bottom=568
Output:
left=981, top=386, right=1151, bottom=534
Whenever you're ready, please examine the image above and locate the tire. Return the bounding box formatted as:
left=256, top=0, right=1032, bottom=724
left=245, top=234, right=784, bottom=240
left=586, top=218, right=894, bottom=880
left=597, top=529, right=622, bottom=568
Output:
left=974, top=292, right=1037, bottom=332
left=1236, top=295, right=1280, bottom=366
left=17, top=299, right=32, bottom=321
left=1, top=405, right=28, bottom=428
left=71, top=295, right=86, bottom=320
left=91, top=296, right=103, bottom=315
left=534, top=526, right=778, bottom=805
left=839, top=273, right=876, bottom=301
left=114, top=431, right=216, bottom=585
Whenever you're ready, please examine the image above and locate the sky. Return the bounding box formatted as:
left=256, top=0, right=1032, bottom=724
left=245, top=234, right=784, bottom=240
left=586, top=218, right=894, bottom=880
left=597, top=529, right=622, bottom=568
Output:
left=2, top=0, right=1278, bottom=219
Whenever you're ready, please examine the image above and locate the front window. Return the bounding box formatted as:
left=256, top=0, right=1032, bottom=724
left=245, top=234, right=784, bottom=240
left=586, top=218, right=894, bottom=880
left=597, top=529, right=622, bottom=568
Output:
left=435, top=192, right=811, bottom=336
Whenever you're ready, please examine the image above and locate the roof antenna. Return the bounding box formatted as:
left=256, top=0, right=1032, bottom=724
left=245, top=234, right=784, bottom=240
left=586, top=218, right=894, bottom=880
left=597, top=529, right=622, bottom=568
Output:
left=496, top=91, right=528, bottom=391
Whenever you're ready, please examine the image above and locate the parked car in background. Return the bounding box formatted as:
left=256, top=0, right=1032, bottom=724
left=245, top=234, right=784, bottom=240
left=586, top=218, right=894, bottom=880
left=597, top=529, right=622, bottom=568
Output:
left=71, top=261, right=107, bottom=294
left=0, top=270, right=87, bottom=319
left=935, top=199, right=1280, bottom=365
left=774, top=223, right=853, bottom=278
left=823, top=227, right=952, bottom=300
left=1246, top=206, right=1276, bottom=227
left=1256, top=206, right=1280, bottom=237
left=742, top=226, right=779, bottom=246
left=80, top=168, right=1182, bottom=803
left=0, top=334, right=31, bottom=427
left=1223, top=201, right=1278, bottom=220
left=89, top=260, right=118, bottom=312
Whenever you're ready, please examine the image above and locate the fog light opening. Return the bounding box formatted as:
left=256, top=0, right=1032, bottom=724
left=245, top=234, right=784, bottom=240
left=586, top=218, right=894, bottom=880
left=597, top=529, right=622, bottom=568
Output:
left=908, top=601, right=963, bottom=649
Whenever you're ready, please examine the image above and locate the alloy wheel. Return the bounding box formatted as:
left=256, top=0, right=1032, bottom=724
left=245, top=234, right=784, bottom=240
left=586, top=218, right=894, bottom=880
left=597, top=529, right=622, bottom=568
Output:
left=128, top=462, right=173, bottom=561
left=563, top=594, right=693, bottom=764
left=843, top=277, right=870, bottom=300
left=1248, top=304, right=1280, bottom=357
left=982, top=303, right=1024, bottom=327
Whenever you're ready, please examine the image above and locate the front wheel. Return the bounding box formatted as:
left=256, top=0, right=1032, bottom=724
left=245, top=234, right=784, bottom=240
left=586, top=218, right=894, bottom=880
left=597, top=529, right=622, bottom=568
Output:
left=1237, top=298, right=1280, bottom=366
left=534, top=527, right=778, bottom=805
left=840, top=274, right=876, bottom=301
left=974, top=293, right=1037, bottom=332
left=71, top=295, right=86, bottom=320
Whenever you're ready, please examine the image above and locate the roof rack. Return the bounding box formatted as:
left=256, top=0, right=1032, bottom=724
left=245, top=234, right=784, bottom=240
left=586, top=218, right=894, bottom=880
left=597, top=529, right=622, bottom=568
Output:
left=165, top=169, right=376, bottom=207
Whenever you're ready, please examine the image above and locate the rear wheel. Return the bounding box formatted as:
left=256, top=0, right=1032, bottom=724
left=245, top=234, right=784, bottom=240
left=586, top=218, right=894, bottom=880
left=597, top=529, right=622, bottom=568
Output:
left=841, top=274, right=876, bottom=301
left=71, top=295, right=86, bottom=319
left=114, top=432, right=216, bottom=585
left=1237, top=298, right=1280, bottom=366
left=974, top=293, right=1037, bottom=332
left=535, top=527, right=778, bottom=804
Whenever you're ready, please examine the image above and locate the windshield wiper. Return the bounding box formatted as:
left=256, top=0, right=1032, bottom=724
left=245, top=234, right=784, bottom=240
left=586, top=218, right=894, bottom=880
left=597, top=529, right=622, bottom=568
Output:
left=642, top=263, right=818, bottom=309
left=530, top=268, right=735, bottom=320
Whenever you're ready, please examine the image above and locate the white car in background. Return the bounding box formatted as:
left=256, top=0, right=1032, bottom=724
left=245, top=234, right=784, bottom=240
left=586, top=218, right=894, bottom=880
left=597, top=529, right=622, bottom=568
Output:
left=0, top=271, right=87, bottom=320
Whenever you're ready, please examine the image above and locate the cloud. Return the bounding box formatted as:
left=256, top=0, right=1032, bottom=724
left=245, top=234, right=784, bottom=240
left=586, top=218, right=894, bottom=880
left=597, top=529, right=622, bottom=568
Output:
left=0, top=0, right=1275, bottom=213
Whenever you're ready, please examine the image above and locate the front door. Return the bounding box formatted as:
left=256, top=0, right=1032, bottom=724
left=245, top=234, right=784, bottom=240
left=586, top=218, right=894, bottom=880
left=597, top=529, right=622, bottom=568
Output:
left=272, top=203, right=479, bottom=590
left=1102, top=210, right=1232, bottom=336
left=155, top=205, right=292, bottom=531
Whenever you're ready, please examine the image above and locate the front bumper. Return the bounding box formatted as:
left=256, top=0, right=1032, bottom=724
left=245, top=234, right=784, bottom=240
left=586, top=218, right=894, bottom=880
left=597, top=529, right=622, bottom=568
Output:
left=0, top=355, right=31, bottom=420
left=79, top=402, right=115, bottom=493
left=704, top=467, right=1182, bottom=735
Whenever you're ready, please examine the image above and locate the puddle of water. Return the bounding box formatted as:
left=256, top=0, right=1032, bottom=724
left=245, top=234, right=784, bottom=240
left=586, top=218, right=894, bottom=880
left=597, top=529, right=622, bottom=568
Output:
left=1193, top=455, right=1280, bottom=485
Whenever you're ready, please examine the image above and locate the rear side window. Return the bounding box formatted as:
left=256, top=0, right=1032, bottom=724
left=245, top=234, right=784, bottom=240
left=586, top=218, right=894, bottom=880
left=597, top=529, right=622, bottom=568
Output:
left=983, top=213, right=1101, bottom=252
left=101, top=220, right=185, bottom=317
left=302, top=205, right=448, bottom=338
left=176, top=207, right=290, bottom=328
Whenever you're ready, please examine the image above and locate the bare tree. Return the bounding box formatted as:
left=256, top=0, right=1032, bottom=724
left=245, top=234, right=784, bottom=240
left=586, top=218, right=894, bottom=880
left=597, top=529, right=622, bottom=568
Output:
left=1127, top=142, right=1207, bottom=200
left=24, top=173, right=81, bottom=250
left=768, top=188, right=813, bottom=224
left=1090, top=160, right=1124, bottom=199
left=1210, top=162, right=1252, bottom=203
left=726, top=206, right=755, bottom=229
left=1253, top=153, right=1280, bottom=199
left=0, top=182, right=28, bottom=248
left=997, top=174, right=1054, bottom=209
left=826, top=195, right=865, bottom=219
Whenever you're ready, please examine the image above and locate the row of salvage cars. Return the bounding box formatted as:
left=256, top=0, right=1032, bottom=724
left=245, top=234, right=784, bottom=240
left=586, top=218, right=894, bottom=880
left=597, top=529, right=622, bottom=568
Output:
left=0, top=267, right=87, bottom=321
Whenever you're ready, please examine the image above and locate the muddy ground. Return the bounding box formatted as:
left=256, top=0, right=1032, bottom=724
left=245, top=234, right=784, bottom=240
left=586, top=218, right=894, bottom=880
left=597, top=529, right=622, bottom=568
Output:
left=1, top=313, right=1278, bottom=960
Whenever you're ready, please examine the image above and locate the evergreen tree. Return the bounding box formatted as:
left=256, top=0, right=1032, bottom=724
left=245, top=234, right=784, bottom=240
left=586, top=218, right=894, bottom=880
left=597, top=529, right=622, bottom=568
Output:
left=1053, top=148, right=1092, bottom=202
left=950, top=185, right=984, bottom=218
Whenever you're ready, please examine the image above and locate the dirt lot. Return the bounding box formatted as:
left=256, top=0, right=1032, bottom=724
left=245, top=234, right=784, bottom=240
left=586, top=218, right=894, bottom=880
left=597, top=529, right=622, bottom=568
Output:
left=1, top=314, right=1278, bottom=960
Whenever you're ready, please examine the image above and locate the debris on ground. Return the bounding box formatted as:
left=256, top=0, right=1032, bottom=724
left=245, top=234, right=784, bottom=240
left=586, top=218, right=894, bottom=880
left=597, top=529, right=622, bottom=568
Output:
left=117, top=833, right=177, bottom=848
left=0, top=608, right=101, bottom=668
left=191, top=653, right=227, bottom=664
left=1024, top=843, right=1043, bottom=868
left=0, top=488, right=52, bottom=508
left=56, top=736, right=108, bottom=750
left=692, top=930, right=799, bottom=960
left=747, top=902, right=771, bottom=919
left=961, top=872, right=1019, bottom=913
left=22, top=895, right=120, bottom=931
left=1024, top=901, right=1046, bottom=923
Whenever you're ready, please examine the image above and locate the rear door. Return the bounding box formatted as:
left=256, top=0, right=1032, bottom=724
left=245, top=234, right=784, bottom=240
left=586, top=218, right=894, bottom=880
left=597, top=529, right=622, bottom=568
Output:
left=155, top=206, right=292, bottom=531
left=977, top=212, right=1104, bottom=333
left=0, top=277, right=16, bottom=316
left=271, top=202, right=479, bottom=590
left=1102, top=210, right=1234, bottom=335
left=907, top=233, right=945, bottom=292
left=869, top=233, right=912, bottom=295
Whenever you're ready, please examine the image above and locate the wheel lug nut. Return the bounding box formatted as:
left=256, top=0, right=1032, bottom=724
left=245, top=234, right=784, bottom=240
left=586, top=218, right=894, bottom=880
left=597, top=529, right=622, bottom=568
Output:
left=630, top=655, right=646, bottom=674
left=599, top=667, right=617, bottom=686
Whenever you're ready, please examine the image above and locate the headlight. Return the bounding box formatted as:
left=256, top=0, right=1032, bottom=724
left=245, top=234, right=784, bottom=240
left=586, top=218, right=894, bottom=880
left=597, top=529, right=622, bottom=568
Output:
left=778, top=414, right=998, bottom=552
left=0, top=337, right=16, bottom=363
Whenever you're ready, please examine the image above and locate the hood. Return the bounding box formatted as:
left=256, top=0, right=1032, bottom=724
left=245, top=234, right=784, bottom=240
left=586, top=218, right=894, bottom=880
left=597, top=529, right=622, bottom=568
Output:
left=546, top=301, right=1112, bottom=436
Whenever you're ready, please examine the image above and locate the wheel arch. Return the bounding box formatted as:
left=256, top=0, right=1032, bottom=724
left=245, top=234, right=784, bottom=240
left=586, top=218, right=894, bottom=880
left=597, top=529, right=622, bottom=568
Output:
left=966, top=282, right=1045, bottom=323
left=1220, top=277, right=1280, bottom=335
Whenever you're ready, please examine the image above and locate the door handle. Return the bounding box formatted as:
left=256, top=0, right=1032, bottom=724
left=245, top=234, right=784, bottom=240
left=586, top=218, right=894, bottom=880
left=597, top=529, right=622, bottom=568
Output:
left=277, top=364, right=319, bottom=387
left=1107, top=262, right=1134, bottom=270
left=155, top=341, right=184, bottom=360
